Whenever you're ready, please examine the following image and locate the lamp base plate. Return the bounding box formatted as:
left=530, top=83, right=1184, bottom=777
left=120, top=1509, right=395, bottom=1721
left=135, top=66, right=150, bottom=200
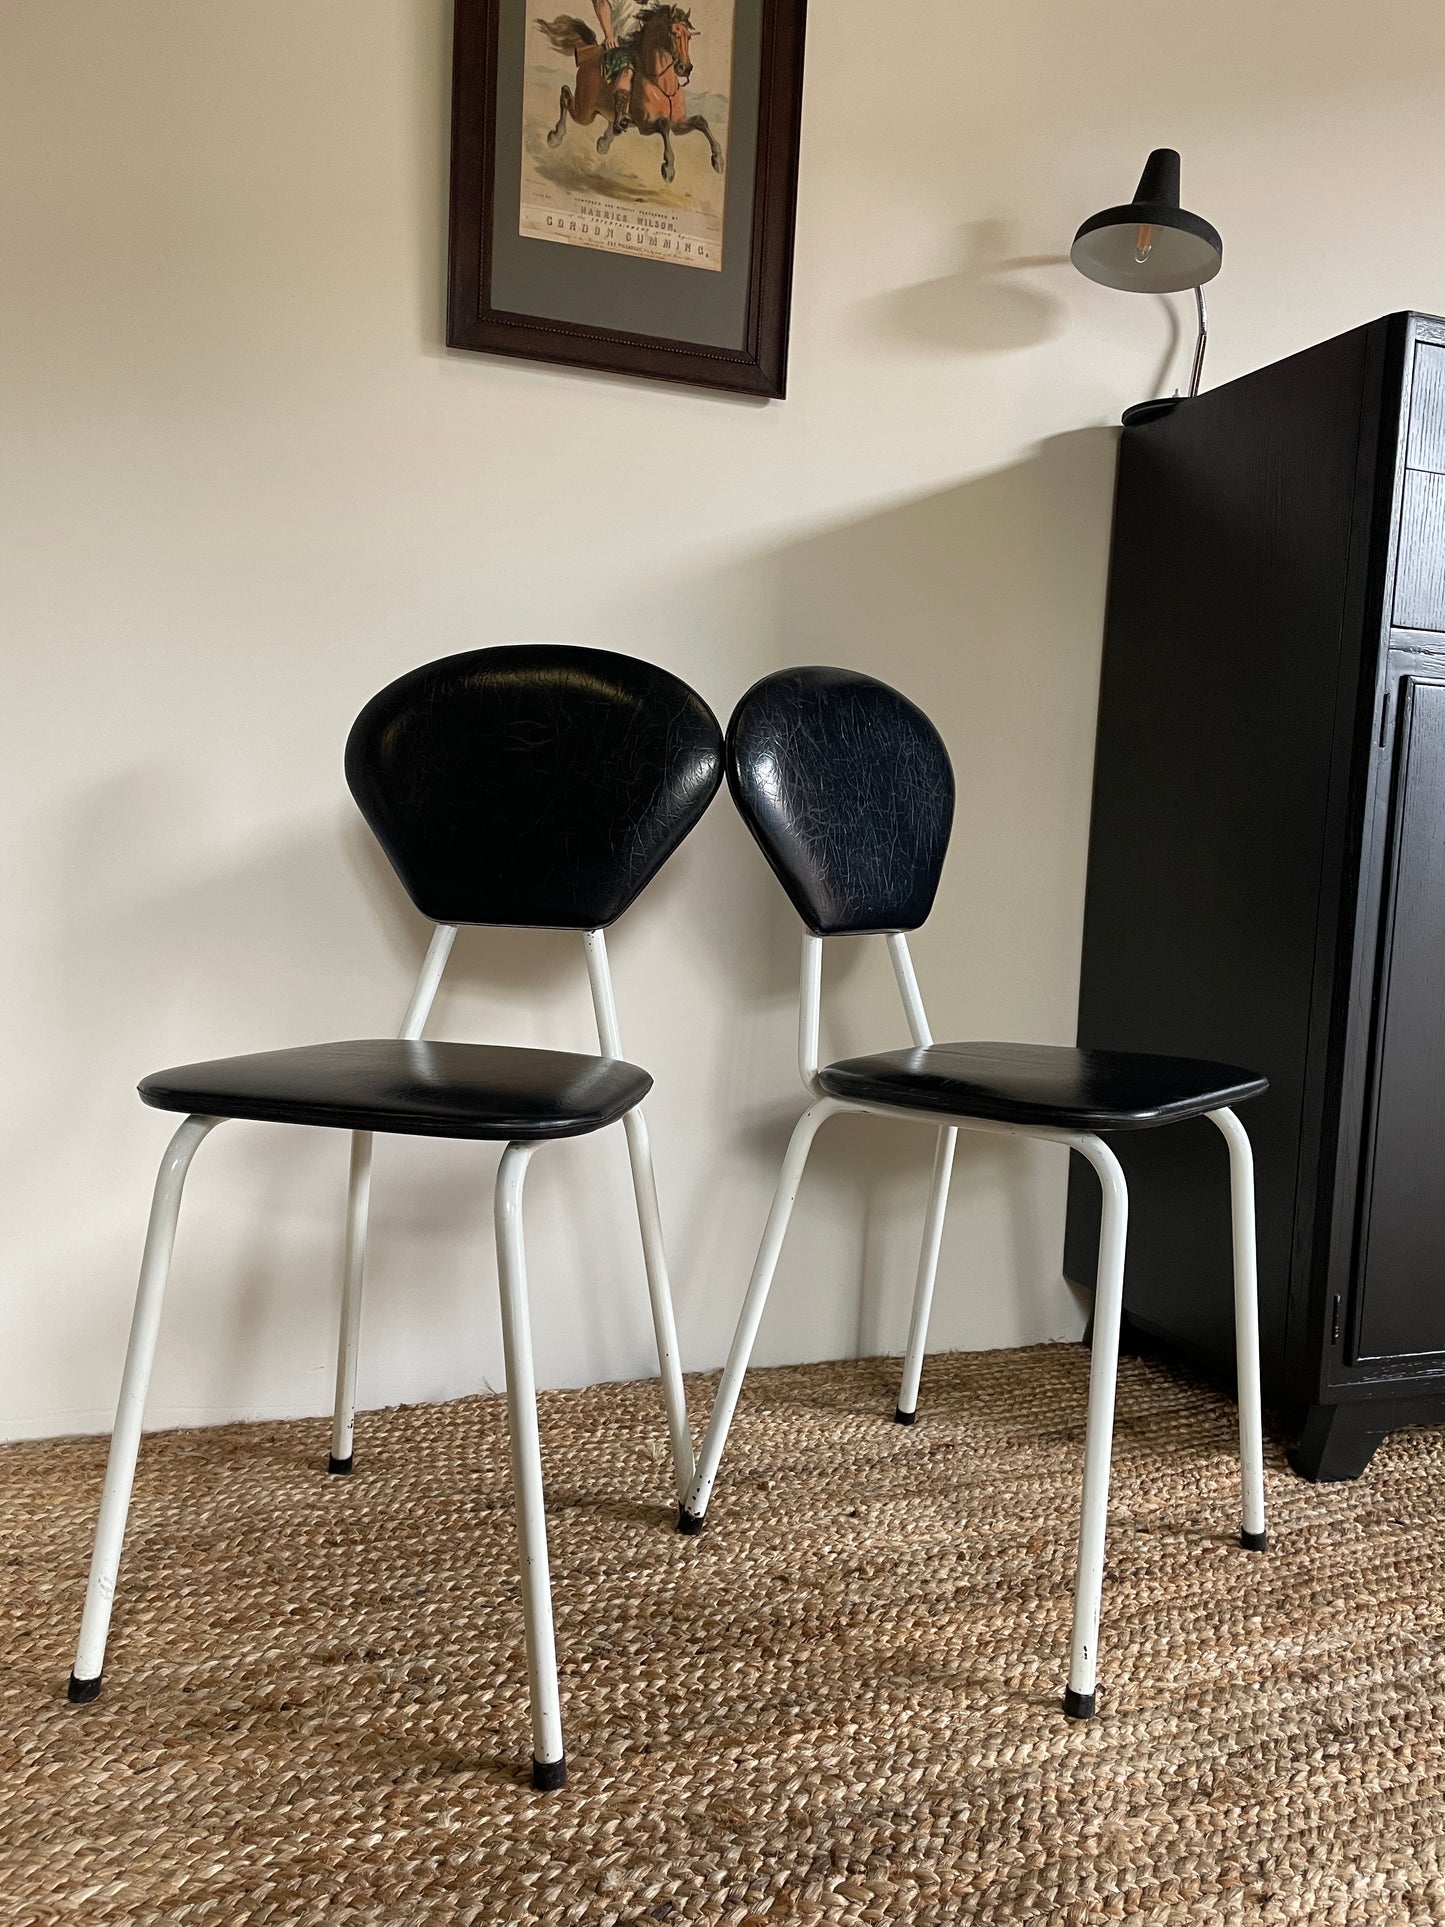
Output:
left=1122, top=396, right=1184, bottom=427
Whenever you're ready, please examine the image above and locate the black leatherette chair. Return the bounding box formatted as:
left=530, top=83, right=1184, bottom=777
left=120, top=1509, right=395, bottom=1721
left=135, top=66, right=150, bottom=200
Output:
left=68, top=645, right=723, bottom=1790
left=679, top=666, right=1268, bottom=1721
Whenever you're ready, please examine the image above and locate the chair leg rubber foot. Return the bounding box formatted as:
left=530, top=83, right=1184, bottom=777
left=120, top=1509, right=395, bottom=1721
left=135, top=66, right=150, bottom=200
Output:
left=677, top=1505, right=706, bottom=1536
left=532, top=1754, right=568, bottom=1792
left=328, top=1454, right=354, bottom=1476
left=68, top=1672, right=103, bottom=1704
left=894, top=1407, right=917, bottom=1426
left=1062, top=1686, right=1096, bottom=1720
left=1241, top=1527, right=1268, bottom=1551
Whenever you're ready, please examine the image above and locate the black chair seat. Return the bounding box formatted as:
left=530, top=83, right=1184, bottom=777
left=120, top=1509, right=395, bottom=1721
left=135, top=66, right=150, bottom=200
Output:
left=139, top=1039, right=652, bottom=1141
left=817, top=1042, right=1267, bottom=1132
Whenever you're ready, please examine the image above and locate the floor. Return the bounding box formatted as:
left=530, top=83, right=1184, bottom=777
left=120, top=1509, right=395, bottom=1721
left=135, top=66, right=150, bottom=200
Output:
left=2, top=1345, right=1443, bottom=1924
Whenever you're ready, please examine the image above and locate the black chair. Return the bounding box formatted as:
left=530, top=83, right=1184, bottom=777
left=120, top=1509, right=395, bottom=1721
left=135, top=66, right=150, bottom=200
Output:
left=68, top=645, right=724, bottom=1790
left=679, top=666, right=1267, bottom=1720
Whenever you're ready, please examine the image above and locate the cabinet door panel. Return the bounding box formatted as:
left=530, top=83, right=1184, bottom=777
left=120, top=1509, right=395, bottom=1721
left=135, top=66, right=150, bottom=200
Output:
left=1393, top=471, right=1445, bottom=632
left=1355, top=676, right=1445, bottom=1361
left=1406, top=341, right=1445, bottom=474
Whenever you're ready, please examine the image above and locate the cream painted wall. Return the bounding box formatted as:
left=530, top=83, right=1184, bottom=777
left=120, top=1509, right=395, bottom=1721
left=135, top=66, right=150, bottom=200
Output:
left=4, top=1, right=1445, bottom=1440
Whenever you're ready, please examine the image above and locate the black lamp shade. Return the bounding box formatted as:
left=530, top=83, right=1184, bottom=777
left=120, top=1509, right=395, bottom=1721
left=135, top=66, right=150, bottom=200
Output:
left=1071, top=148, right=1222, bottom=295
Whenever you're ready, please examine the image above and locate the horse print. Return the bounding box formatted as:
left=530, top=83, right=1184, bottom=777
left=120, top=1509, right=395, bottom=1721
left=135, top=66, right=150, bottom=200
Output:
left=519, top=0, right=734, bottom=272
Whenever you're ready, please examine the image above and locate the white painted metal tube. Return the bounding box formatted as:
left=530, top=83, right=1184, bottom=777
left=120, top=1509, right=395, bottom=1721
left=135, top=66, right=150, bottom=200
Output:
left=1063, top=1132, right=1129, bottom=1715
left=885, top=933, right=954, bottom=1420
left=895, top=1125, right=958, bottom=1420
left=582, top=928, right=625, bottom=1058
left=684, top=1093, right=1117, bottom=1527
left=886, top=932, right=934, bottom=1047
left=583, top=928, right=695, bottom=1497
left=398, top=922, right=458, bottom=1041
left=494, top=1141, right=566, bottom=1785
left=799, top=934, right=824, bottom=1090
left=682, top=1097, right=844, bottom=1525
left=1208, top=1106, right=1267, bottom=1546
left=619, top=1108, right=695, bottom=1497
left=329, top=922, right=458, bottom=1470
left=71, top=1114, right=220, bottom=1694
left=329, top=1130, right=373, bottom=1471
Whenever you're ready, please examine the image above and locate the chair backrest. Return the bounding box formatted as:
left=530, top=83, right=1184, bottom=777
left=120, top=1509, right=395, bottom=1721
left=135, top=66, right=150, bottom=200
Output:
left=726, top=666, right=955, bottom=936
left=346, top=645, right=724, bottom=928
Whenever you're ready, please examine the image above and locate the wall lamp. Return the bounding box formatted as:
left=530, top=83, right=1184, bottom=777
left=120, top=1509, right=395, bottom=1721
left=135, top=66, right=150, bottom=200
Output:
left=1071, top=148, right=1223, bottom=425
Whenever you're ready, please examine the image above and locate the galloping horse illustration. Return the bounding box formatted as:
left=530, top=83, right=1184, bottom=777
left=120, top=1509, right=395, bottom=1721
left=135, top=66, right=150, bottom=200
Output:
left=536, top=6, right=725, bottom=185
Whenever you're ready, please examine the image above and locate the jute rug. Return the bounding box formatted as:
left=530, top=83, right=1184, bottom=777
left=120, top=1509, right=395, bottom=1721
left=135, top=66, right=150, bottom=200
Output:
left=2, top=1345, right=1443, bottom=1924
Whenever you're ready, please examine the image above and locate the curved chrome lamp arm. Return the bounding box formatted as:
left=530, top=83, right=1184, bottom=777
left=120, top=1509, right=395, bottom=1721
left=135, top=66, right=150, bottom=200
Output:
left=1189, top=283, right=1209, bottom=398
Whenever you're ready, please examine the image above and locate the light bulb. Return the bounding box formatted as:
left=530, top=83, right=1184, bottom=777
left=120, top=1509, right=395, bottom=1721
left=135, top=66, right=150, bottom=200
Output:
left=1134, top=223, right=1155, bottom=266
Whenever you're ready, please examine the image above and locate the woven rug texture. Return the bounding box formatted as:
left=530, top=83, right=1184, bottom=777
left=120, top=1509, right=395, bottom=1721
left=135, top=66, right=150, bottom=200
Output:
left=2, top=1344, right=1444, bottom=1924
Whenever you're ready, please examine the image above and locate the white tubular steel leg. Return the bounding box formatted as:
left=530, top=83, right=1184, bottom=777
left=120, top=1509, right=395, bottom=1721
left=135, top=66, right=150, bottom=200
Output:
left=1063, top=1133, right=1129, bottom=1720
left=582, top=927, right=694, bottom=1499
left=328, top=1130, right=373, bottom=1475
left=70, top=1114, right=220, bottom=1702
left=680, top=1098, right=843, bottom=1530
left=894, top=1125, right=957, bottom=1424
left=494, top=1142, right=567, bottom=1791
left=620, top=1107, right=695, bottom=1498
left=329, top=922, right=457, bottom=1475
left=1208, top=1107, right=1267, bottom=1550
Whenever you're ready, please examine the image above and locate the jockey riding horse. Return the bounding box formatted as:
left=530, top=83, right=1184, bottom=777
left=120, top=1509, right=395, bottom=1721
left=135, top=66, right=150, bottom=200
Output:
left=593, top=0, right=638, bottom=130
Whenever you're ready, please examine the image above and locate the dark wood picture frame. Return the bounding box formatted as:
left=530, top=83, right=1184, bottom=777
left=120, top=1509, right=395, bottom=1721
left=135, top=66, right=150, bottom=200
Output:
left=447, top=0, right=807, bottom=397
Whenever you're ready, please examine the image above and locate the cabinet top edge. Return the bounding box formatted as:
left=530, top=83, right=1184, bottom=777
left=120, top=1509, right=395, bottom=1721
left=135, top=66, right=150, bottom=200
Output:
left=1122, top=313, right=1438, bottom=430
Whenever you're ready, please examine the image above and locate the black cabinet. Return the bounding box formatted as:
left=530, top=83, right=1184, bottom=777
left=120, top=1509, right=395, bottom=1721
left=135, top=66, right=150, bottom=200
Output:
left=1065, top=311, right=1445, bottom=1480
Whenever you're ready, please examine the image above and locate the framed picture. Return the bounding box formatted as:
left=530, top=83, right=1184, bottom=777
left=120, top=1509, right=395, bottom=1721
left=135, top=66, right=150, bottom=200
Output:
left=447, top=0, right=808, bottom=397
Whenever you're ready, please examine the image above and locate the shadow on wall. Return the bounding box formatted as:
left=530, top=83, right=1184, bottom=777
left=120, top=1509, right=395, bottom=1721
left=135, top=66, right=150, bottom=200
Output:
left=861, top=218, right=1184, bottom=400
left=865, top=219, right=1072, bottom=356
left=649, top=426, right=1122, bottom=1364
left=1, top=767, right=734, bottom=1422
left=7, top=431, right=1120, bottom=1421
